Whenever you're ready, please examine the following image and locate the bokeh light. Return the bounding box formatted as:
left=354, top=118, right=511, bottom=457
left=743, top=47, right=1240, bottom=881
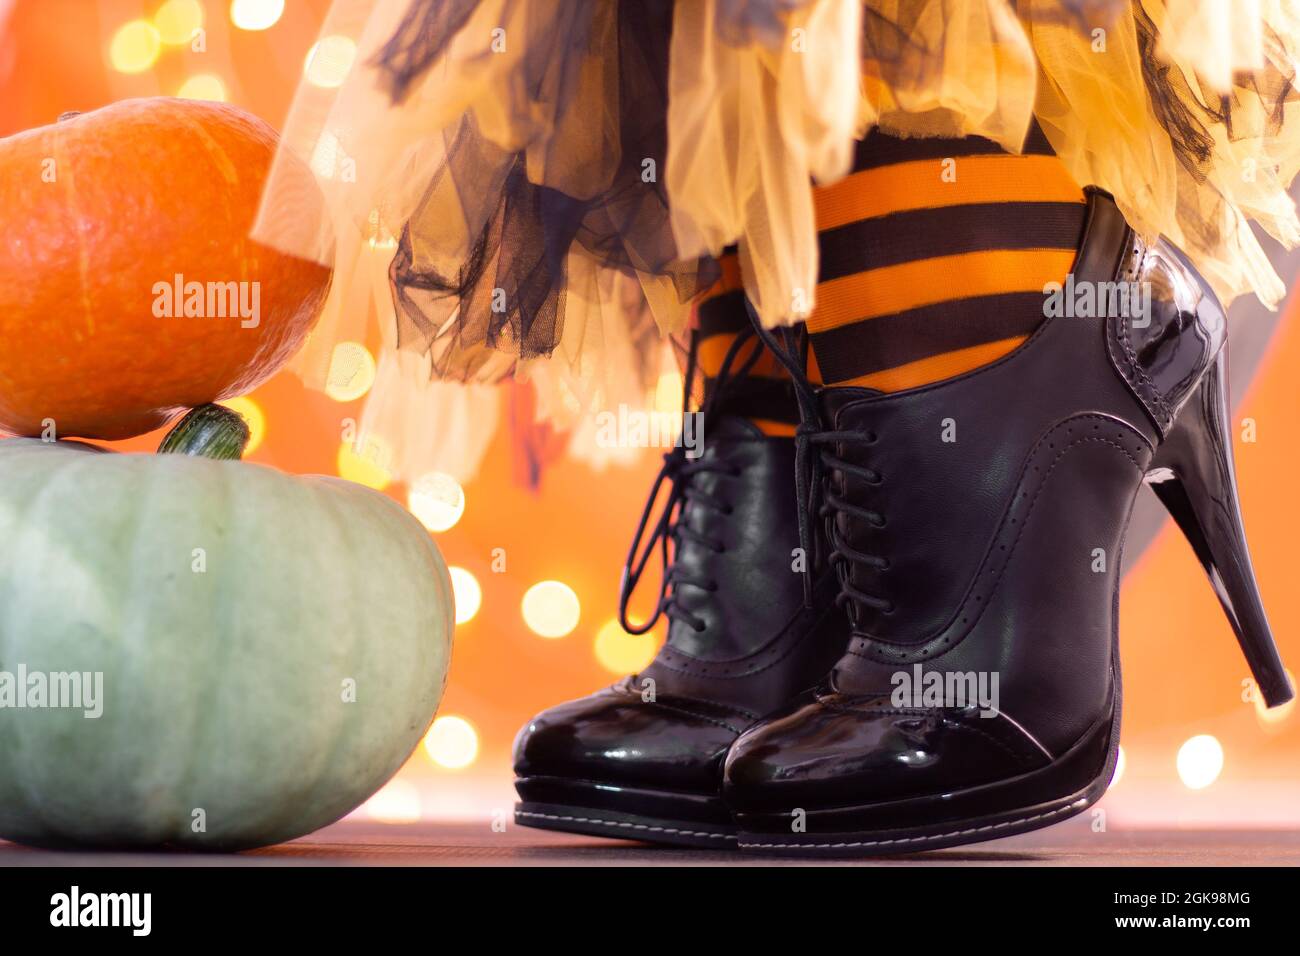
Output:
left=325, top=341, right=376, bottom=402
left=1176, top=734, right=1224, bottom=790
left=230, top=0, right=285, bottom=31
left=408, top=472, right=465, bottom=532
left=336, top=436, right=392, bottom=491
left=594, top=618, right=658, bottom=674
left=153, top=0, right=204, bottom=46
left=362, top=779, right=421, bottom=823
left=176, top=74, right=228, bottom=102
left=109, top=20, right=162, bottom=74
left=218, top=396, right=266, bottom=455
left=449, top=567, right=481, bottom=626
left=304, top=35, right=357, bottom=89
left=522, top=581, right=581, bottom=639
left=423, top=716, right=479, bottom=770
left=654, top=370, right=684, bottom=416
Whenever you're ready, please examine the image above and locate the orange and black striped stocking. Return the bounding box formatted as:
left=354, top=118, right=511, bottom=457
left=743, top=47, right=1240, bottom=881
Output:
left=694, top=249, right=814, bottom=437
left=806, top=125, right=1087, bottom=389
left=693, top=124, right=1086, bottom=427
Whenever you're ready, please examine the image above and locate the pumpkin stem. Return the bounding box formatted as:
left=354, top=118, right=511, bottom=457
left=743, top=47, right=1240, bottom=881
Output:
left=158, top=405, right=250, bottom=461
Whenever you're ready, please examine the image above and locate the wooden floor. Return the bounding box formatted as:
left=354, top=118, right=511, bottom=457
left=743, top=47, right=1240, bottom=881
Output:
left=3, top=819, right=1299, bottom=866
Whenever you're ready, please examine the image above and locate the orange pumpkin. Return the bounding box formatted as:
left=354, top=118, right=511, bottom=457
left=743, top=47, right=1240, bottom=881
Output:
left=0, top=98, right=332, bottom=439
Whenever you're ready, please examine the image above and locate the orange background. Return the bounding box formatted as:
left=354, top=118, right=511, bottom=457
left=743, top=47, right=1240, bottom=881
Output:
left=0, top=0, right=1295, bottom=827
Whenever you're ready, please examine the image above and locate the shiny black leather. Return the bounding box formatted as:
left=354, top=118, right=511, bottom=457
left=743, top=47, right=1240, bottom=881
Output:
left=725, top=189, right=1286, bottom=853
left=515, top=416, right=850, bottom=842
left=1108, top=235, right=1228, bottom=436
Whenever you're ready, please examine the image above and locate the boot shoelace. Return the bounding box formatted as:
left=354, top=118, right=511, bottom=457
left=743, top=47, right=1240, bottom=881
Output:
left=814, top=432, right=894, bottom=615
left=745, top=300, right=894, bottom=620
left=617, top=327, right=765, bottom=635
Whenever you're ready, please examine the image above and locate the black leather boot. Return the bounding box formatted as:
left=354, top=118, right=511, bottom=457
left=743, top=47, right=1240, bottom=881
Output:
left=513, top=331, right=850, bottom=847
left=723, top=189, right=1293, bottom=856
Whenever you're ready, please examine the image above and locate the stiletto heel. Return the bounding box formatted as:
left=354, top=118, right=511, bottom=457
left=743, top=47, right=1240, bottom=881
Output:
left=1146, top=346, right=1294, bottom=707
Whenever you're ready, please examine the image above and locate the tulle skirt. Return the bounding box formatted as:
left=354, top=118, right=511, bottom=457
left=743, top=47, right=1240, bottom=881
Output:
left=253, top=0, right=1300, bottom=482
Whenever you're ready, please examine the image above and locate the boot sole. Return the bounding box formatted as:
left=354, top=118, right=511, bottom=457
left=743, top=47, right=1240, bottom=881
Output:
left=516, top=800, right=737, bottom=849
left=735, top=612, right=1125, bottom=858
left=734, top=785, right=1102, bottom=858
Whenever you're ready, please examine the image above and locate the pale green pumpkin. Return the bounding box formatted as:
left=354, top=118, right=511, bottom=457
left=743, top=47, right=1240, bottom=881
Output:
left=0, top=408, right=453, bottom=850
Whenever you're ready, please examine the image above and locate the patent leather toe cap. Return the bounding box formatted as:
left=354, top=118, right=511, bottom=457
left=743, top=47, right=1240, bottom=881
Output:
left=723, top=689, right=1051, bottom=813
left=513, top=678, right=751, bottom=794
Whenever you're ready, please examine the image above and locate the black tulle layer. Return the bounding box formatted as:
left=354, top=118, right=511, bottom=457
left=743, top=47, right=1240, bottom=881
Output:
left=373, top=0, right=716, bottom=378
